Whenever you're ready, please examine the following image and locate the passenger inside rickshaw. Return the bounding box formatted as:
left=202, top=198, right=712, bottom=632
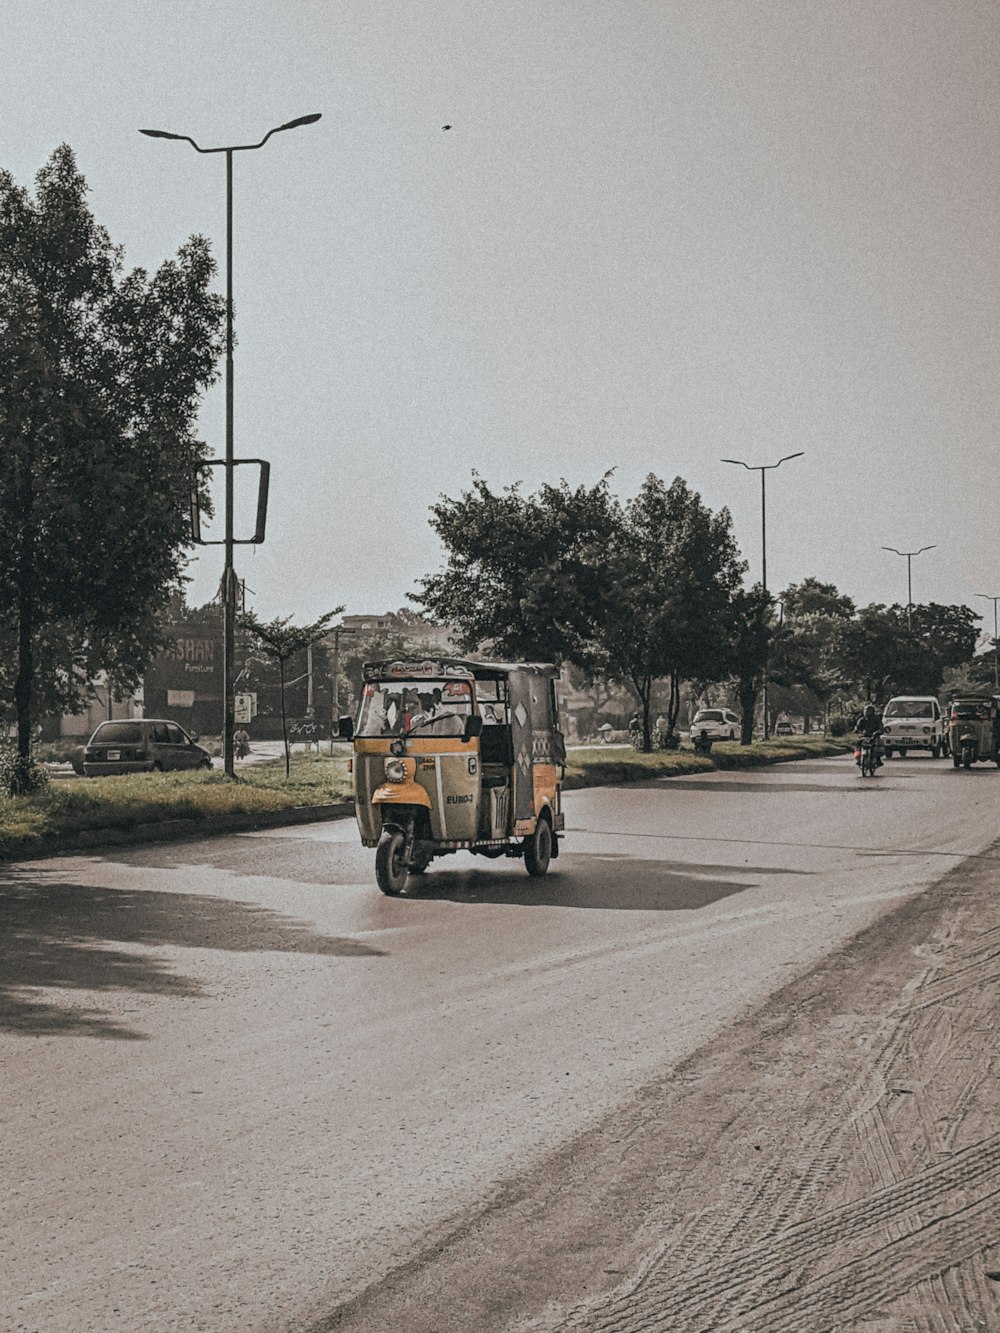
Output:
left=356, top=680, right=474, bottom=737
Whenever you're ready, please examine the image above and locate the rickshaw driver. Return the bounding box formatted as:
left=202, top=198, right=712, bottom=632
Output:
left=404, top=688, right=466, bottom=736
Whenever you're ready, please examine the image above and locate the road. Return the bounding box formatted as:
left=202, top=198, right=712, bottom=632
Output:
left=3, top=753, right=999, bottom=1331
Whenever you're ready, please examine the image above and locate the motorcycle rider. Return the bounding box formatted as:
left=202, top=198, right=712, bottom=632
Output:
left=854, top=703, right=885, bottom=767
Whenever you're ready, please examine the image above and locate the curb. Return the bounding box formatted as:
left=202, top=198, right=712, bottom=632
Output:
left=1, top=800, right=355, bottom=862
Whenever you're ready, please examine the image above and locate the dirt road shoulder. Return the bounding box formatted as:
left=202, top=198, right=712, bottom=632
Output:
left=313, top=840, right=1000, bottom=1333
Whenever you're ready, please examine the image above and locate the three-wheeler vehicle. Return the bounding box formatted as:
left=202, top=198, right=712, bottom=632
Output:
left=947, top=694, right=1000, bottom=769
left=340, top=658, right=567, bottom=894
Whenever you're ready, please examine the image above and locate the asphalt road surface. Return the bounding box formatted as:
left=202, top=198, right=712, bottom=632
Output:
left=3, top=753, right=999, bottom=1331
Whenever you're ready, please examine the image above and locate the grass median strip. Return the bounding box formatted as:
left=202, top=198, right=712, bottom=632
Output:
left=563, top=736, right=853, bottom=789
left=1, top=737, right=852, bottom=860
left=0, top=752, right=353, bottom=860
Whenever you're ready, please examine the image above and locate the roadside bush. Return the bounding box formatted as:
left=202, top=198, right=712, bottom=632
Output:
left=0, top=748, right=51, bottom=796
left=829, top=716, right=849, bottom=737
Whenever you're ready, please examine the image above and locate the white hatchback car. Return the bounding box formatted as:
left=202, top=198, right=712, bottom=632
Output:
left=689, top=708, right=741, bottom=742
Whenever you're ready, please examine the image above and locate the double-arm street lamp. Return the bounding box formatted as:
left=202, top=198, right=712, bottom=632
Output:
left=975, top=593, right=1000, bottom=688
left=140, top=113, right=321, bottom=776
left=881, top=545, right=936, bottom=633
left=721, top=452, right=804, bottom=740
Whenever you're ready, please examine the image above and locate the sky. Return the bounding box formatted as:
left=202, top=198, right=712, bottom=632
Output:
left=5, top=1, right=1000, bottom=645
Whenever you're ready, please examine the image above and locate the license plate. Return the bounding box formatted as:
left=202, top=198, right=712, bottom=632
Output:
left=107, top=750, right=120, bottom=760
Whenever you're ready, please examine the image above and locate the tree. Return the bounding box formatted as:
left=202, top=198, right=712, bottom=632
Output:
left=727, top=585, right=774, bottom=743
left=414, top=473, right=620, bottom=669
left=830, top=602, right=980, bottom=703
left=416, top=473, right=745, bottom=751
left=600, top=476, right=746, bottom=748
left=0, top=146, right=225, bottom=787
left=909, top=603, right=980, bottom=675
left=769, top=578, right=857, bottom=730
left=237, top=610, right=342, bottom=778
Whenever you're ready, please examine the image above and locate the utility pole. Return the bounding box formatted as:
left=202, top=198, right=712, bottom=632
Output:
left=721, top=452, right=804, bottom=739
left=328, top=625, right=357, bottom=752
left=140, top=113, right=321, bottom=776
left=976, top=594, right=1000, bottom=688
left=881, top=545, right=936, bottom=632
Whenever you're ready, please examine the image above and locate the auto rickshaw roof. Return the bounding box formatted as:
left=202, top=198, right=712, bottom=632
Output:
left=363, top=657, right=560, bottom=681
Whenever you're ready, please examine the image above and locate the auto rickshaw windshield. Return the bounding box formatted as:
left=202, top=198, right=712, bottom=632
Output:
left=357, top=679, right=474, bottom=737
left=952, top=703, right=990, bottom=719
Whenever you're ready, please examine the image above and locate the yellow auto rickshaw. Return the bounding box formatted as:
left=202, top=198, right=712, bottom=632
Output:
left=947, top=694, right=1000, bottom=769
left=340, top=658, right=566, bottom=894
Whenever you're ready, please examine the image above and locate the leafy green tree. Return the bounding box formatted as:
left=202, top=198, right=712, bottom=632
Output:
left=600, top=476, right=745, bottom=748
left=237, top=610, right=342, bottom=778
left=726, top=585, right=774, bottom=743
left=415, top=473, right=619, bottom=670
left=769, top=578, right=857, bottom=729
left=416, top=472, right=745, bottom=751
left=0, top=145, right=225, bottom=787
left=829, top=602, right=978, bottom=702
left=909, top=603, right=980, bottom=674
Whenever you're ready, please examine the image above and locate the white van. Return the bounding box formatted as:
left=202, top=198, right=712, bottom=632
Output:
left=881, top=696, right=946, bottom=758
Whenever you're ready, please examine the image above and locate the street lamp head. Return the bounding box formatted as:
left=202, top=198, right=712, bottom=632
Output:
left=721, top=458, right=751, bottom=469
left=273, top=112, right=322, bottom=132
left=139, top=128, right=186, bottom=140
left=776, top=451, right=805, bottom=465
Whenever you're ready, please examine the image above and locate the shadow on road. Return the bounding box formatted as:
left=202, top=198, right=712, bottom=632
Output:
left=404, top=852, right=813, bottom=910
left=0, top=869, right=385, bottom=1040
left=99, top=837, right=367, bottom=887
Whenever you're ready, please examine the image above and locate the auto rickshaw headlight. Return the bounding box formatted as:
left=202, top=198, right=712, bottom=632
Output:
left=384, top=757, right=407, bottom=783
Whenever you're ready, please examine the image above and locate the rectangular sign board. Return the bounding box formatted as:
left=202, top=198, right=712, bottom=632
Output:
left=287, top=718, right=332, bottom=741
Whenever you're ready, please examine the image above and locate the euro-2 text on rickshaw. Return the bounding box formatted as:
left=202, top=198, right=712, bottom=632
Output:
left=340, top=659, right=567, bottom=894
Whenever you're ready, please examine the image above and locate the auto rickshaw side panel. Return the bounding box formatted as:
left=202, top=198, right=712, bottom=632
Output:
left=507, top=668, right=566, bottom=836
left=412, top=742, right=481, bottom=841
left=353, top=737, right=481, bottom=842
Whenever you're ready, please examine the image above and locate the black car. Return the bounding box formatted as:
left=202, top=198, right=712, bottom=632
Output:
left=82, top=719, right=212, bottom=776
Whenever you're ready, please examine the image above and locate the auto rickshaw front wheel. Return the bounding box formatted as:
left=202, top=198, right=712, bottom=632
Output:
left=524, top=815, right=553, bottom=877
left=375, top=828, right=409, bottom=895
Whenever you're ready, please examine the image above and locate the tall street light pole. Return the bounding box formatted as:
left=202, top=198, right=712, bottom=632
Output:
left=881, top=545, right=936, bottom=633
left=976, top=593, right=1000, bottom=688
left=721, top=452, right=804, bottom=740
left=140, top=113, right=321, bottom=776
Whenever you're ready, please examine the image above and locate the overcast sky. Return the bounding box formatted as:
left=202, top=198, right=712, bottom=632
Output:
left=5, top=1, right=1000, bottom=641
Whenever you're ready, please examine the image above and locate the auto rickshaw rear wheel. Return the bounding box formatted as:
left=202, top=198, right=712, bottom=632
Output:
left=375, top=828, right=409, bottom=895
left=524, top=815, right=552, bottom=877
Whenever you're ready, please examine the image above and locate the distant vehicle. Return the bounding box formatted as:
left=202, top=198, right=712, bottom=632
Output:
left=688, top=708, right=740, bottom=742
left=774, top=721, right=795, bottom=736
left=82, top=719, right=212, bottom=776
left=947, top=695, right=1000, bottom=770
left=881, top=696, right=946, bottom=758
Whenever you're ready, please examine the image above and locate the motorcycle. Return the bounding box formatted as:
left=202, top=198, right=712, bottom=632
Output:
left=855, top=734, right=880, bottom=778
